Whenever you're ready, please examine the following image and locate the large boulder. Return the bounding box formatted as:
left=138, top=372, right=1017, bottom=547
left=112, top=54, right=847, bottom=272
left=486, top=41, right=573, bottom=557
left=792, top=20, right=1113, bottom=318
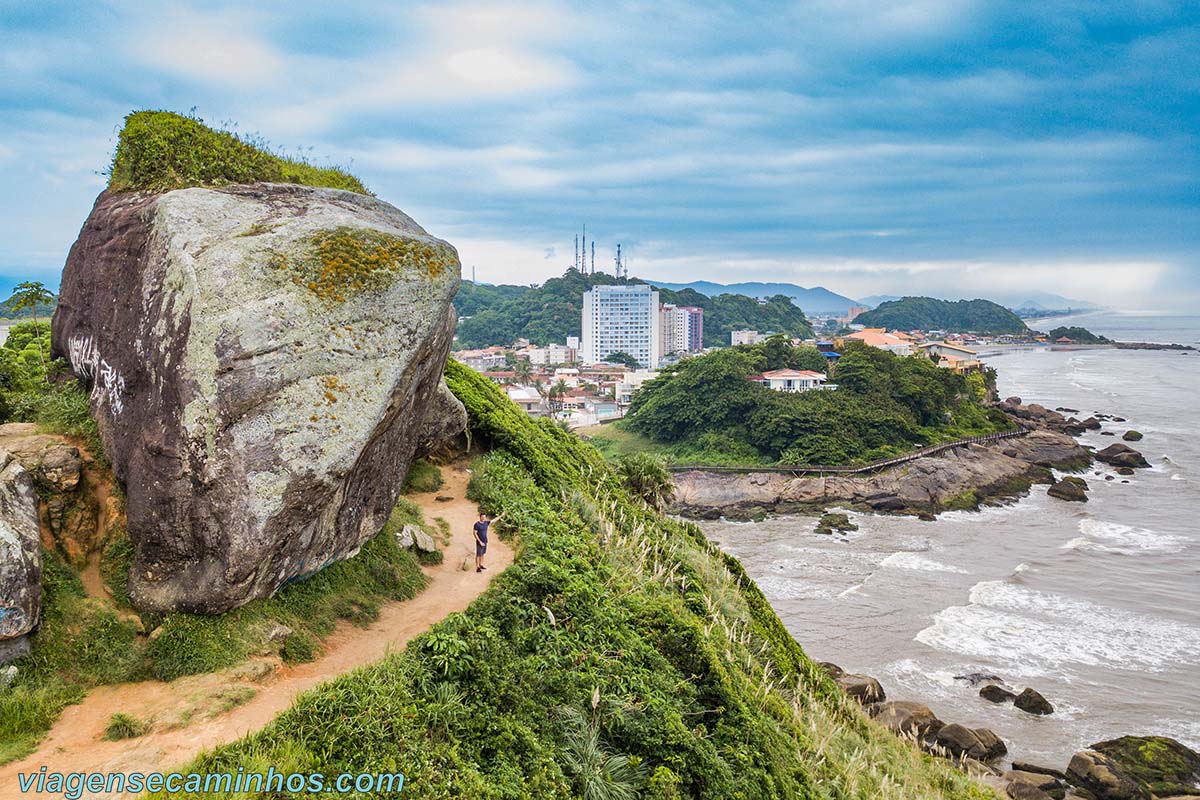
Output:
left=0, top=450, right=42, bottom=661
left=1014, top=687, right=1055, bottom=715
left=1067, top=750, right=1149, bottom=800
left=1047, top=479, right=1087, bottom=502
left=933, top=723, right=1007, bottom=762
left=1095, top=444, right=1150, bottom=470
left=868, top=700, right=944, bottom=741
left=1091, top=736, right=1200, bottom=798
left=835, top=672, right=886, bottom=704
left=52, top=183, right=462, bottom=613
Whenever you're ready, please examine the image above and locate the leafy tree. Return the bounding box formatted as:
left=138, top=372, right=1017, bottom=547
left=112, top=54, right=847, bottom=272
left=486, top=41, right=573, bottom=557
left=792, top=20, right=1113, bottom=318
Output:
left=604, top=351, right=640, bottom=369
left=1047, top=326, right=1111, bottom=344
left=854, top=296, right=1028, bottom=334
left=4, top=281, right=54, bottom=381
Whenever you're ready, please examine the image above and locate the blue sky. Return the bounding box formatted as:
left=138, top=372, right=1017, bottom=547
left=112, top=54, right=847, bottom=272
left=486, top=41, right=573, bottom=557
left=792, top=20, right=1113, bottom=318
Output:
left=2, top=1, right=1197, bottom=308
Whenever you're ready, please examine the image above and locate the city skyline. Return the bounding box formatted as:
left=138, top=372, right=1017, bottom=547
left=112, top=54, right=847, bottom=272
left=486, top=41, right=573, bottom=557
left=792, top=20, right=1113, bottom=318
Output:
left=2, top=2, right=1198, bottom=309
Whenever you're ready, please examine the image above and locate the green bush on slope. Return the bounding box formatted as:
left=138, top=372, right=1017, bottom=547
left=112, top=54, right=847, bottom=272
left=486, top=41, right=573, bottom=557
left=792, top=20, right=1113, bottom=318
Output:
left=161, top=359, right=994, bottom=800
left=107, top=111, right=369, bottom=195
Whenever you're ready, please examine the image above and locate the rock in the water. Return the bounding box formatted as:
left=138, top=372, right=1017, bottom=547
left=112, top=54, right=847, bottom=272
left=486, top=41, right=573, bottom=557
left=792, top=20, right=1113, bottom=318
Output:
left=1067, top=750, right=1149, bottom=800
left=1121, top=430, right=1142, bottom=442
left=52, top=183, right=462, bottom=613
left=1116, top=467, right=1135, bottom=476
left=815, top=512, right=857, bottom=535
left=836, top=673, right=885, bottom=704
left=956, top=671, right=1004, bottom=687
left=980, top=684, right=1017, bottom=703
left=1014, top=687, right=1054, bottom=715
left=869, top=700, right=944, bottom=740
left=1080, top=417, right=1102, bottom=430
left=1006, top=782, right=1053, bottom=800
left=1090, top=736, right=1200, bottom=798
left=933, top=723, right=1007, bottom=762
left=0, top=449, right=42, bottom=659
left=1047, top=478, right=1088, bottom=502
left=1012, top=762, right=1068, bottom=781
left=1095, top=444, right=1150, bottom=470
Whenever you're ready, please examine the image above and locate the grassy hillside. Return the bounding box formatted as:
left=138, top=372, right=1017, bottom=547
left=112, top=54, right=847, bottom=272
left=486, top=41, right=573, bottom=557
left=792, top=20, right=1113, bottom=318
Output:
left=454, top=269, right=814, bottom=349
left=854, top=297, right=1028, bottom=335
left=107, top=111, right=369, bottom=195
left=159, top=360, right=994, bottom=799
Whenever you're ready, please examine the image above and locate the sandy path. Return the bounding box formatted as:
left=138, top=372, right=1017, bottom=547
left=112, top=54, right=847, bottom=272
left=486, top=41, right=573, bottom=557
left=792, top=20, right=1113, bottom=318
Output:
left=0, top=463, right=512, bottom=798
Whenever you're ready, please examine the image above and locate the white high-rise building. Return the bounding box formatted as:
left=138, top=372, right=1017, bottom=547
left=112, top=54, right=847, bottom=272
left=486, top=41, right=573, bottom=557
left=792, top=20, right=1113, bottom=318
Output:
left=581, top=284, right=662, bottom=368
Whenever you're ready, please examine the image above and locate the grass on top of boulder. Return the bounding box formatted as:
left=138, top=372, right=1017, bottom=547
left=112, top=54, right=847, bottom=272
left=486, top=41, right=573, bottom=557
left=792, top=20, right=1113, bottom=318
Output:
left=107, top=111, right=369, bottom=195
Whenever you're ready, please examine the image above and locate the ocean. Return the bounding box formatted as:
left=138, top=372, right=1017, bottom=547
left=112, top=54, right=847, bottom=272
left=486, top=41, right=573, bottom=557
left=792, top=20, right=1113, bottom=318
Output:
left=701, top=311, right=1200, bottom=767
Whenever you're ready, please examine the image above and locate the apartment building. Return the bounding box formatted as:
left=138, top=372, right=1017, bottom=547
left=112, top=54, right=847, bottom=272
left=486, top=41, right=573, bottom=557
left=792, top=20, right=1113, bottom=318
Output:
left=581, top=284, right=662, bottom=367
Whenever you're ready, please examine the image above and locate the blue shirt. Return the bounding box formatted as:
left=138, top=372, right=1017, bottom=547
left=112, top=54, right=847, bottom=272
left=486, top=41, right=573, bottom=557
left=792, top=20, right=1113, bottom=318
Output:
left=473, top=520, right=490, bottom=543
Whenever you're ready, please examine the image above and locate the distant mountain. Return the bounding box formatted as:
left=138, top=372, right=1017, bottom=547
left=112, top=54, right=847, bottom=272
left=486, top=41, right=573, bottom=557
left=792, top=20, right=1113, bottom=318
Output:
left=859, top=295, right=901, bottom=309
left=647, top=280, right=859, bottom=314
left=854, top=297, right=1029, bottom=335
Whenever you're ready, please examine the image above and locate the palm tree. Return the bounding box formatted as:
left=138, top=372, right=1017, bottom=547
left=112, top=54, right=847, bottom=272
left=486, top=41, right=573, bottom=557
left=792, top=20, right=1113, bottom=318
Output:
left=615, top=453, right=675, bottom=510
left=550, top=379, right=571, bottom=413
left=5, top=281, right=54, bottom=381
left=513, top=358, right=533, bottom=385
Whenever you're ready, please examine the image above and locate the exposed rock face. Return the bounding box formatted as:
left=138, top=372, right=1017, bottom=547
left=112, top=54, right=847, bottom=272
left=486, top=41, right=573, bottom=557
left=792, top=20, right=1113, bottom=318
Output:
left=52, top=183, right=462, bottom=613
left=1122, top=430, right=1143, bottom=442
left=835, top=673, right=885, bottom=704
left=1096, top=444, right=1150, bottom=469
left=671, top=430, right=1088, bottom=519
left=0, top=450, right=42, bottom=661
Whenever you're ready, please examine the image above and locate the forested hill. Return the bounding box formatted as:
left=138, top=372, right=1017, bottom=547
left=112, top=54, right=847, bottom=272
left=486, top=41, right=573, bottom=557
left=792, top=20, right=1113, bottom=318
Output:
left=454, top=269, right=814, bottom=349
left=854, top=296, right=1028, bottom=334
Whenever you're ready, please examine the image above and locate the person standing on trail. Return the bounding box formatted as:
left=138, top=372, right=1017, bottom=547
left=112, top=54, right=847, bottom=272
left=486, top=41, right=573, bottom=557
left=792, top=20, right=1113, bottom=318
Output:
left=473, top=512, right=502, bottom=573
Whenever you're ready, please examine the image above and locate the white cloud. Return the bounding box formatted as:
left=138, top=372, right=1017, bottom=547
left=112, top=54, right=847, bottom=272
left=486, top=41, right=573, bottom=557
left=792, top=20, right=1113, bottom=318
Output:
left=127, top=9, right=285, bottom=89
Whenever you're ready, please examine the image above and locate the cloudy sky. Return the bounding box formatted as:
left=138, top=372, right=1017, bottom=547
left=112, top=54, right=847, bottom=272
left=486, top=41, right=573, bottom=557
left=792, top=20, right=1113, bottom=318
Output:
left=2, top=1, right=1197, bottom=308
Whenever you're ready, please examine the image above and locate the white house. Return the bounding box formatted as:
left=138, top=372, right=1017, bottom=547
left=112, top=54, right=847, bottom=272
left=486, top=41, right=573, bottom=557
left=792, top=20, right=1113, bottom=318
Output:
left=731, top=329, right=768, bottom=346
left=750, top=368, right=830, bottom=393
left=506, top=385, right=549, bottom=416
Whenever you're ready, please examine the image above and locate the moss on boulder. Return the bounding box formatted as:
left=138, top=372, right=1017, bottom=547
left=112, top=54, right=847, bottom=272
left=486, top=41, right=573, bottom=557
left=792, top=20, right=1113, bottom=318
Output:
left=1091, top=736, right=1200, bottom=797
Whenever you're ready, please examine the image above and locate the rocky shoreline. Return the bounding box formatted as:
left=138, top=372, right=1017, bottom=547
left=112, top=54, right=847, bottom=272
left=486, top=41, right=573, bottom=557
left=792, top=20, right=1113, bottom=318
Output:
left=825, top=661, right=1200, bottom=799
left=668, top=397, right=1162, bottom=521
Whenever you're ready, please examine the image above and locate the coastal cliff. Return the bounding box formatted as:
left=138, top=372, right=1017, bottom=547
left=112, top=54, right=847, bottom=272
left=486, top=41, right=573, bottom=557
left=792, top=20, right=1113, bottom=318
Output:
left=672, top=429, right=1089, bottom=519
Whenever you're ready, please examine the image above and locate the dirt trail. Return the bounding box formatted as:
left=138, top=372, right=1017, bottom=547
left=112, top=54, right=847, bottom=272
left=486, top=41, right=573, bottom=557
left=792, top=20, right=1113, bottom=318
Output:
left=0, top=463, right=513, bottom=798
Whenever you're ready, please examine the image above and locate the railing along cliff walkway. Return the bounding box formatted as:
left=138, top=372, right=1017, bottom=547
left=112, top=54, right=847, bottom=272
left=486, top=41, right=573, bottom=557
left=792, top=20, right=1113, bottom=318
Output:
left=669, top=424, right=1030, bottom=477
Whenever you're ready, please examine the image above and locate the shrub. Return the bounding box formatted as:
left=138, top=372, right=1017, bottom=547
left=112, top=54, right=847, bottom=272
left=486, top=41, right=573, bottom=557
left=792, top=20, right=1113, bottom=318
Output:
left=402, top=458, right=445, bottom=494
left=102, top=712, right=148, bottom=741
left=281, top=631, right=318, bottom=664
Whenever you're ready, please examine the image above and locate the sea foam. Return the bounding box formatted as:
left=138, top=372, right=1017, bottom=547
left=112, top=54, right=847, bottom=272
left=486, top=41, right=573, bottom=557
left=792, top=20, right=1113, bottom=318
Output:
left=915, top=580, right=1200, bottom=674
left=881, top=551, right=968, bottom=574
left=1062, top=519, right=1187, bottom=555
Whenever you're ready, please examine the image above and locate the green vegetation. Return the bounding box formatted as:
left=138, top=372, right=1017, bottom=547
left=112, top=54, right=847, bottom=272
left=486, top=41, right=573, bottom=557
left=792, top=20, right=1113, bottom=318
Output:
left=614, top=453, right=675, bottom=510
left=270, top=226, right=456, bottom=304
left=155, top=360, right=993, bottom=799
left=107, top=110, right=369, bottom=194
left=605, top=351, right=641, bottom=369
left=1047, top=326, right=1111, bottom=344
left=402, top=457, right=445, bottom=494
left=627, top=339, right=1009, bottom=466
left=454, top=269, right=814, bottom=349
left=855, top=297, right=1028, bottom=335
left=1092, top=736, right=1200, bottom=797
left=102, top=712, right=149, bottom=741
left=0, top=499, right=428, bottom=765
